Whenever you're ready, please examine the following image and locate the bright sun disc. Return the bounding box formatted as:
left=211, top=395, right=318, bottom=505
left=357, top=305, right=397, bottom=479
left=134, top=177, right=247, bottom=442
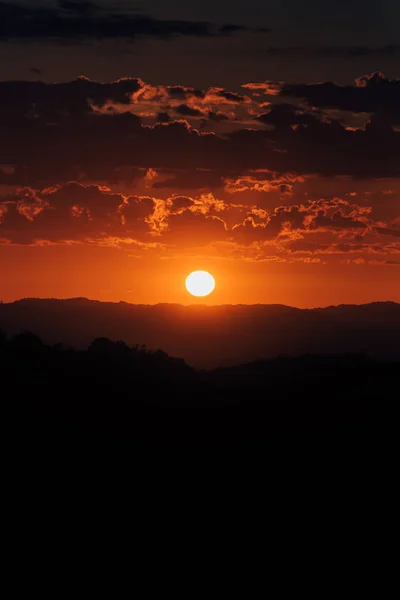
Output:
left=186, top=271, right=215, bottom=297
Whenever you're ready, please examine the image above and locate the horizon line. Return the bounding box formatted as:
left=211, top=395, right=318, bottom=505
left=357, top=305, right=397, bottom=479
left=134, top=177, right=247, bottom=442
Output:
left=1, top=297, right=399, bottom=311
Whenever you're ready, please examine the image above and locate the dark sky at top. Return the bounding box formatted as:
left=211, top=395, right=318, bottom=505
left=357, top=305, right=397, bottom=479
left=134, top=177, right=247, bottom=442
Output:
left=30, top=0, right=398, bottom=40
left=0, top=0, right=399, bottom=86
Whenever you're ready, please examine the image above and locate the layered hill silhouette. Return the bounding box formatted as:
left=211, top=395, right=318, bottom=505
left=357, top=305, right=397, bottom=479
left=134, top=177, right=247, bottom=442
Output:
left=1, top=328, right=397, bottom=448
left=1, top=298, right=400, bottom=367
left=1, top=320, right=397, bottom=500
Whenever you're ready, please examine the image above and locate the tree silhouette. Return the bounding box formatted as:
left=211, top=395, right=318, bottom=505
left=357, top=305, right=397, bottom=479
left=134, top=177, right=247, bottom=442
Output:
left=0, top=328, right=395, bottom=457
left=88, top=337, right=118, bottom=355
left=0, top=328, right=6, bottom=350
left=10, top=331, right=43, bottom=354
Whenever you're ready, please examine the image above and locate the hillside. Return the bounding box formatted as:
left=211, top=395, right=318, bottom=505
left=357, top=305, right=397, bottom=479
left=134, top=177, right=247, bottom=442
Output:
left=1, top=298, right=400, bottom=367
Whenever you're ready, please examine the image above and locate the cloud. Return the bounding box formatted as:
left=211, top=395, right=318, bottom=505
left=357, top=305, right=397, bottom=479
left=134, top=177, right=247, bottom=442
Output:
left=232, top=198, right=373, bottom=245
left=224, top=173, right=301, bottom=195
left=0, top=77, right=144, bottom=121
left=321, top=45, right=400, bottom=58
left=168, top=86, right=206, bottom=100
left=3, top=77, right=400, bottom=188
left=0, top=182, right=237, bottom=247
left=0, top=73, right=400, bottom=267
left=156, top=112, right=171, bottom=124
left=259, top=45, right=400, bottom=59
left=241, top=82, right=281, bottom=96
left=375, top=226, right=400, bottom=238
left=215, top=90, right=247, bottom=104
left=257, top=104, right=323, bottom=129
left=0, top=1, right=266, bottom=42
left=152, top=170, right=225, bottom=191
left=58, top=1, right=98, bottom=13
left=175, top=104, right=205, bottom=118
left=170, top=196, right=194, bottom=214
left=1, top=180, right=399, bottom=267
left=164, top=210, right=228, bottom=247
left=280, top=72, right=400, bottom=118
left=208, top=111, right=231, bottom=122
left=0, top=183, right=152, bottom=244
left=3, top=75, right=400, bottom=187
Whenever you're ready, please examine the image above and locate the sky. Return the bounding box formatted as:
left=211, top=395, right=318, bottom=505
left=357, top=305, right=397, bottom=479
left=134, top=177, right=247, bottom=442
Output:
left=0, top=0, right=400, bottom=306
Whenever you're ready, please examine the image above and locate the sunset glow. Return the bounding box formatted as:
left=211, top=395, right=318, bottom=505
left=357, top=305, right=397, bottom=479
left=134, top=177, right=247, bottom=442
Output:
left=0, top=2, right=400, bottom=307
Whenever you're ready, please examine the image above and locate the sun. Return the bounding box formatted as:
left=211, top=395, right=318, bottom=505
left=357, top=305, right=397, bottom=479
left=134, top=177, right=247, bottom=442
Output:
left=186, top=271, right=215, bottom=297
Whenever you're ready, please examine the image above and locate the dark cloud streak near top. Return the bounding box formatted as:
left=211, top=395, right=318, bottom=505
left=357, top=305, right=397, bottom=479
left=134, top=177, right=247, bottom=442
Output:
left=263, top=45, right=400, bottom=58
left=0, top=1, right=267, bottom=42
left=58, top=1, right=98, bottom=13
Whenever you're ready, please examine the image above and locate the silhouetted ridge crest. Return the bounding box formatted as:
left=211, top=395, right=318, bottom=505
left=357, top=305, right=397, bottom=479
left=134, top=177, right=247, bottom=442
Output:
left=1, top=299, right=400, bottom=367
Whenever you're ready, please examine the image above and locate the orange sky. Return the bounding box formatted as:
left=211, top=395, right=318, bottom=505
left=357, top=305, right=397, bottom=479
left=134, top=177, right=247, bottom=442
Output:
left=1, top=242, right=399, bottom=307
left=1, top=73, right=400, bottom=306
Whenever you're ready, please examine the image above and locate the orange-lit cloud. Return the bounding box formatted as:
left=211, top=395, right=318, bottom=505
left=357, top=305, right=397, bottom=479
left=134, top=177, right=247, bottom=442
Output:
left=1, top=181, right=400, bottom=264
left=0, top=73, right=400, bottom=291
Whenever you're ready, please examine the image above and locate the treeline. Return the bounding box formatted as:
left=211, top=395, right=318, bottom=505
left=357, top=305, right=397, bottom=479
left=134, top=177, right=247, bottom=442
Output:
left=0, top=329, right=193, bottom=379
left=0, top=328, right=398, bottom=451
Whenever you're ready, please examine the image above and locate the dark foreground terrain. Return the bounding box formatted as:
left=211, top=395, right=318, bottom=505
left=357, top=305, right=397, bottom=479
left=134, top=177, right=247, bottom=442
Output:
left=1, top=330, right=398, bottom=485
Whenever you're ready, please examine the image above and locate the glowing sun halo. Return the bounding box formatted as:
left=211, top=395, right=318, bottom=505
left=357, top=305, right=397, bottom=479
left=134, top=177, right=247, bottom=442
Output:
left=186, top=271, right=215, bottom=297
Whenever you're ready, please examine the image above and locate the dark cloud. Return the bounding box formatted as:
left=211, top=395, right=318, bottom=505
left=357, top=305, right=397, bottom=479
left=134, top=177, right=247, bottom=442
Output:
left=152, top=170, right=224, bottom=191
left=0, top=77, right=143, bottom=121
left=58, top=1, right=98, bottom=14
left=216, top=90, right=246, bottom=103
left=208, top=111, right=231, bottom=122
left=233, top=198, right=371, bottom=245
left=0, top=1, right=265, bottom=42
left=218, top=24, right=247, bottom=35
left=156, top=112, right=171, bottom=123
left=168, top=86, right=206, bottom=100
left=375, top=226, right=400, bottom=238
left=175, top=104, right=205, bottom=118
left=0, top=163, right=145, bottom=189
left=170, top=196, right=194, bottom=214
left=0, top=183, right=153, bottom=244
left=2, top=76, right=400, bottom=191
left=281, top=72, right=400, bottom=115
left=257, top=104, right=323, bottom=129
left=165, top=210, right=227, bottom=246
left=121, top=195, right=155, bottom=224
left=321, top=45, right=400, bottom=58
left=0, top=181, right=232, bottom=247
left=225, top=119, right=400, bottom=178
left=263, top=45, right=400, bottom=58
left=1, top=181, right=399, bottom=261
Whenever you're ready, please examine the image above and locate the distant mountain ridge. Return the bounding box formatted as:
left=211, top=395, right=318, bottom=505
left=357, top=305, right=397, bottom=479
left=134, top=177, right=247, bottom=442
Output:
left=1, top=298, right=400, bottom=367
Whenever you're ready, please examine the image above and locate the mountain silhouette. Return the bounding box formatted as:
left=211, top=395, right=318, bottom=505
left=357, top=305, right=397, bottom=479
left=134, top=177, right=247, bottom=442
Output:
left=1, top=298, right=400, bottom=367
left=1, top=320, right=397, bottom=518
